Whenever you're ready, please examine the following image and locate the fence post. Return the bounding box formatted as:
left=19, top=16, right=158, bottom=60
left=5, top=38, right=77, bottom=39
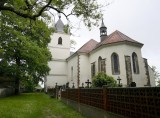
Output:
left=103, top=86, right=109, bottom=111
left=78, top=88, right=80, bottom=103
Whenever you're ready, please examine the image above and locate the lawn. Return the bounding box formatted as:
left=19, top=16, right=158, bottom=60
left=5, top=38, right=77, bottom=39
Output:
left=0, top=93, right=86, bottom=118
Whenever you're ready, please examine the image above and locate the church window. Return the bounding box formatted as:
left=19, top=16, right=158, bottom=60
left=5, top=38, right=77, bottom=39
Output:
left=98, top=56, right=102, bottom=72
left=91, top=62, right=96, bottom=78
left=132, top=52, right=139, bottom=74
left=111, top=53, right=120, bottom=74
left=98, top=56, right=106, bottom=73
left=58, top=37, right=62, bottom=45
left=71, top=66, right=73, bottom=80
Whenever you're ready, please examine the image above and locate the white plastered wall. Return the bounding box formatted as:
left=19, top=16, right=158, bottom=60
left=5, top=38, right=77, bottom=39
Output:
left=148, top=66, right=156, bottom=86
left=67, top=55, right=78, bottom=88
left=89, top=43, right=148, bottom=87
left=79, top=54, right=90, bottom=87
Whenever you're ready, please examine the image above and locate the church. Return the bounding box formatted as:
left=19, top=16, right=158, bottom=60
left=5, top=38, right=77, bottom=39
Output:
left=44, top=17, right=155, bottom=90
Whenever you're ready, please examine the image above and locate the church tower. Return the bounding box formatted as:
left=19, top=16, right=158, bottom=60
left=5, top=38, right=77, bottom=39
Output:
left=45, top=15, right=70, bottom=90
left=100, top=19, right=107, bottom=42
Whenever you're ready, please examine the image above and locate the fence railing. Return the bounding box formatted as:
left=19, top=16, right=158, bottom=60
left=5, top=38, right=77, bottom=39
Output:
left=61, top=87, right=160, bottom=118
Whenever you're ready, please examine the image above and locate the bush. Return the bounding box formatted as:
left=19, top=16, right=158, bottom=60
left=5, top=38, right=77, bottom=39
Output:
left=92, top=72, right=117, bottom=87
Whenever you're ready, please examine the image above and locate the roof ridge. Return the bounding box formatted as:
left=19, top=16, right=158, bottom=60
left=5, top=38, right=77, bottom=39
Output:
left=77, top=39, right=98, bottom=53
left=115, top=30, right=126, bottom=41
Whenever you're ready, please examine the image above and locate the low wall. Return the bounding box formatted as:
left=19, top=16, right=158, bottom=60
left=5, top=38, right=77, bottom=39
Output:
left=62, top=98, right=125, bottom=118
left=0, top=88, right=15, bottom=98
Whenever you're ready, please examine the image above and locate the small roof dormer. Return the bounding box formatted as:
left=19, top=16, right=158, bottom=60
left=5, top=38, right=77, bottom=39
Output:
left=55, top=15, right=64, bottom=33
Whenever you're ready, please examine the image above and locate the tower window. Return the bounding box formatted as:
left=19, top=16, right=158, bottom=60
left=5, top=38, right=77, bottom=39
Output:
left=111, top=53, right=120, bottom=74
left=58, top=37, right=62, bottom=45
left=132, top=52, right=139, bottom=74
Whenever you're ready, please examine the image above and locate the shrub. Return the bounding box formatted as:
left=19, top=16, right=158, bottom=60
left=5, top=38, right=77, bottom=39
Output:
left=92, top=72, right=117, bottom=87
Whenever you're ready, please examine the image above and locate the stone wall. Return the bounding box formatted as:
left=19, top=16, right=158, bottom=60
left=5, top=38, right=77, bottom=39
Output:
left=0, top=88, right=15, bottom=98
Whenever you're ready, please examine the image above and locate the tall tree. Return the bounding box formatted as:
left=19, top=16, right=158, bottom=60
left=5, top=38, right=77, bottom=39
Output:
left=0, top=11, right=52, bottom=94
left=0, top=0, right=105, bottom=28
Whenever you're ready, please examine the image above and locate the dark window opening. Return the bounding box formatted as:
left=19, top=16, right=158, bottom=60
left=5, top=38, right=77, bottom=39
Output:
left=58, top=37, right=62, bottom=45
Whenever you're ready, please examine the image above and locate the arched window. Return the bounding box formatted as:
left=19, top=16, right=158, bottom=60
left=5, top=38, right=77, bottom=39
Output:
left=111, top=53, right=120, bottom=74
left=98, top=56, right=106, bottom=73
left=91, top=62, right=96, bottom=78
left=71, top=66, right=73, bottom=80
left=98, top=56, right=102, bottom=72
left=132, top=52, right=139, bottom=74
left=58, top=37, right=62, bottom=45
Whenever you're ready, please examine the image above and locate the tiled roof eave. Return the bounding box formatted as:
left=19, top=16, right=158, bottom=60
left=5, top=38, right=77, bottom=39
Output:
left=89, top=41, right=143, bottom=54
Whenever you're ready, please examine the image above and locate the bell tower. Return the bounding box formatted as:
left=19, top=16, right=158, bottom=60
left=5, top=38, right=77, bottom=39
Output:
left=45, top=15, right=70, bottom=91
left=100, top=19, right=107, bottom=42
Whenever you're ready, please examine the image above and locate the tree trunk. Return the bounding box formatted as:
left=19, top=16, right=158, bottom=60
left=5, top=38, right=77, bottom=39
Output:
left=15, top=55, right=21, bottom=95
left=15, top=77, right=20, bottom=95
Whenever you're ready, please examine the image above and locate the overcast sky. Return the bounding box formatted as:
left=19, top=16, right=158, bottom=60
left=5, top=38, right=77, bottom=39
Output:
left=68, top=0, right=160, bottom=73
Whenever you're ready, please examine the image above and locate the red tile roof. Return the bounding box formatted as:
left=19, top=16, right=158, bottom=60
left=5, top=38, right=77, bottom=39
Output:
left=77, top=39, right=98, bottom=53
left=100, top=30, right=143, bottom=45
left=77, top=30, right=143, bottom=54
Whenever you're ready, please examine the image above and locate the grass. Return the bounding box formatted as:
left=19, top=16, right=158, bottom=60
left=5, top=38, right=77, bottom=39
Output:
left=0, top=93, right=86, bottom=118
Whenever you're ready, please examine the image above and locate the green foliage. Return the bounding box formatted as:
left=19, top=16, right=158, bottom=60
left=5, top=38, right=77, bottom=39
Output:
left=20, top=77, right=38, bottom=92
left=0, top=0, right=104, bottom=28
left=92, top=72, right=117, bottom=87
left=63, top=24, right=70, bottom=34
left=0, top=11, right=52, bottom=94
left=0, top=93, right=86, bottom=118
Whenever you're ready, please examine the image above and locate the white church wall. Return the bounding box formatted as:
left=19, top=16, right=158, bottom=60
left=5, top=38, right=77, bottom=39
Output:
left=124, top=44, right=146, bottom=87
left=48, top=60, right=67, bottom=75
left=67, top=55, right=78, bottom=88
left=89, top=43, right=148, bottom=87
left=89, top=47, right=106, bottom=75
left=46, top=75, right=68, bottom=88
left=148, top=66, right=156, bottom=86
left=49, top=33, right=70, bottom=59
left=50, top=33, right=70, bottom=48
left=46, top=60, right=68, bottom=88
left=49, top=48, right=70, bottom=59
left=79, top=54, right=90, bottom=87
left=105, top=44, right=127, bottom=86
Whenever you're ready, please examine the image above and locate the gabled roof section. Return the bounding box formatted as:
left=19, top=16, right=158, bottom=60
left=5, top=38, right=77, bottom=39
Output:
left=77, top=39, right=98, bottom=53
left=96, top=30, right=143, bottom=48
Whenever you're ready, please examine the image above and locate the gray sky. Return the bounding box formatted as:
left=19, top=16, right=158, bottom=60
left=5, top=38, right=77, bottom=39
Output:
left=70, top=0, right=160, bottom=73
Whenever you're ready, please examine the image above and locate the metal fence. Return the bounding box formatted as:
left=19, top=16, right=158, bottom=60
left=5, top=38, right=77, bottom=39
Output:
left=61, top=87, right=160, bottom=118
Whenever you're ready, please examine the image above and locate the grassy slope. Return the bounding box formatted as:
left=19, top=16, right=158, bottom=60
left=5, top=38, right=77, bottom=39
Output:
left=0, top=93, right=86, bottom=118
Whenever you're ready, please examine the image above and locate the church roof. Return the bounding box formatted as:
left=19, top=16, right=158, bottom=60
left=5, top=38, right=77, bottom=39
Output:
left=69, top=30, right=143, bottom=58
left=95, top=30, right=143, bottom=49
left=55, top=16, right=64, bottom=32
left=77, top=39, right=98, bottom=53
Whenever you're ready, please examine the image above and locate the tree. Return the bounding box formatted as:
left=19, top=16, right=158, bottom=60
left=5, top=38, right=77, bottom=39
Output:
left=0, top=11, right=52, bottom=94
left=152, top=66, right=160, bottom=86
left=0, top=0, right=105, bottom=28
left=92, top=72, right=117, bottom=87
